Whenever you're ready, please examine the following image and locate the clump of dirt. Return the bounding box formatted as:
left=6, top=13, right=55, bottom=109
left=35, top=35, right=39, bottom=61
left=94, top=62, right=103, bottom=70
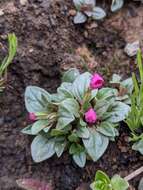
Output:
left=0, top=0, right=142, bottom=190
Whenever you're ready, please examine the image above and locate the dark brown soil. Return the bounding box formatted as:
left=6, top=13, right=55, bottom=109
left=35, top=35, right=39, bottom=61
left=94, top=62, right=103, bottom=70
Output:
left=0, top=0, right=142, bottom=189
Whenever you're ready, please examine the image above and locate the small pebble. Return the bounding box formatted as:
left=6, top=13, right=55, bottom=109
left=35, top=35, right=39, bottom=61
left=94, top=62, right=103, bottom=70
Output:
left=20, top=0, right=28, bottom=5
left=124, top=41, right=140, bottom=57
left=68, top=9, right=76, bottom=16
left=0, top=9, right=4, bottom=16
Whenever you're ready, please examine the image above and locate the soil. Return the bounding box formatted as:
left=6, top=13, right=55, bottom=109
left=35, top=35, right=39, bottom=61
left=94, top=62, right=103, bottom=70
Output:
left=0, top=0, right=143, bottom=190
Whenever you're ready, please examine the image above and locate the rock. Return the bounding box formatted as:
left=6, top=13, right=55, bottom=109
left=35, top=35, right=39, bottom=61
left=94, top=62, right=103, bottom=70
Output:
left=5, top=2, right=17, bottom=13
left=124, top=41, right=140, bottom=57
left=0, top=9, right=4, bottom=16
left=68, top=9, right=77, bottom=16
left=20, top=0, right=28, bottom=6
left=85, top=22, right=98, bottom=30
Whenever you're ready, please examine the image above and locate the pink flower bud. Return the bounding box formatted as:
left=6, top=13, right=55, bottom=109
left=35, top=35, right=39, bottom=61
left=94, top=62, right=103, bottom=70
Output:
left=29, top=112, right=37, bottom=121
left=90, top=73, right=104, bottom=89
left=85, top=108, right=97, bottom=124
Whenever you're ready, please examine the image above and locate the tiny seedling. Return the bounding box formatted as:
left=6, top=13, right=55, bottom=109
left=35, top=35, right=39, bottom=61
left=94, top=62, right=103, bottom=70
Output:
left=90, top=170, right=129, bottom=190
left=73, top=0, right=124, bottom=24
left=73, top=0, right=106, bottom=24
left=0, top=33, right=17, bottom=92
left=125, top=50, right=143, bottom=155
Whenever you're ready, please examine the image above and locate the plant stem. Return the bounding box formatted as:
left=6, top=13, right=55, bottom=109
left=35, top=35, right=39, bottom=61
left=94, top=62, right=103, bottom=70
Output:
left=124, top=166, right=143, bottom=181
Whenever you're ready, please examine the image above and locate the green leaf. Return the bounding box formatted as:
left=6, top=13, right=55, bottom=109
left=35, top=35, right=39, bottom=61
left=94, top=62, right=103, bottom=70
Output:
left=97, top=122, right=118, bottom=137
left=91, top=89, right=98, bottom=100
left=73, top=151, right=86, bottom=168
left=92, top=7, right=106, bottom=20
left=73, top=0, right=84, bottom=10
left=21, top=125, right=34, bottom=135
left=83, top=129, right=109, bottom=161
left=62, top=68, right=80, bottom=83
left=107, top=102, right=130, bottom=123
left=137, top=49, right=143, bottom=82
left=31, top=120, right=49, bottom=135
left=51, top=129, right=68, bottom=136
left=110, top=74, right=122, bottom=83
left=95, top=170, right=111, bottom=184
left=76, top=126, right=90, bottom=139
left=31, top=135, right=55, bottom=162
left=74, top=12, right=87, bottom=24
left=57, top=82, right=73, bottom=99
left=72, top=72, right=91, bottom=102
left=56, top=98, right=79, bottom=129
left=90, top=170, right=112, bottom=190
left=132, top=73, right=139, bottom=97
left=141, top=116, right=143, bottom=126
left=111, top=175, right=129, bottom=190
left=95, top=99, right=111, bottom=118
left=121, top=78, right=133, bottom=94
left=80, top=118, right=87, bottom=127
left=0, top=33, right=18, bottom=77
left=73, top=0, right=95, bottom=13
left=55, top=138, right=67, bottom=157
left=68, top=132, right=79, bottom=142
left=25, top=86, right=51, bottom=113
left=97, top=88, right=118, bottom=100
left=69, top=143, right=84, bottom=154
left=111, top=0, right=124, bottom=12
left=132, top=139, right=143, bottom=154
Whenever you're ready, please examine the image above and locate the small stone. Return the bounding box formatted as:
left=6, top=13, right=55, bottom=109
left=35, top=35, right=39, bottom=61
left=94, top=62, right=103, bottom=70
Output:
left=84, top=31, right=88, bottom=38
left=5, top=2, right=17, bottom=13
left=68, top=9, right=76, bottom=16
left=124, top=41, right=140, bottom=57
left=29, top=48, right=34, bottom=53
left=85, top=22, right=98, bottom=30
left=20, top=0, right=28, bottom=6
left=0, top=9, right=4, bottom=16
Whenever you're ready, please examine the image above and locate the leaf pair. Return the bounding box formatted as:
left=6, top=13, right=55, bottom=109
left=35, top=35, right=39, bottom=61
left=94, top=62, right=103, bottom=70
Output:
left=73, top=0, right=106, bottom=24
left=90, top=170, right=129, bottom=190
left=73, top=0, right=124, bottom=24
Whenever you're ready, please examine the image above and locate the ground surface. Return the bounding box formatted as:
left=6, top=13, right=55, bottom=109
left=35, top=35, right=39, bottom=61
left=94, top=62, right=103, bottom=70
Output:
left=0, top=0, right=143, bottom=189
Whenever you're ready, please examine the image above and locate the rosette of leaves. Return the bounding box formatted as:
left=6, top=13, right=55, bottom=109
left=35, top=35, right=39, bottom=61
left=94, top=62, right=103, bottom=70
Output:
left=0, top=33, right=17, bottom=92
left=73, top=0, right=106, bottom=24
left=23, top=68, right=130, bottom=167
left=90, top=170, right=129, bottom=190
left=125, top=50, right=143, bottom=155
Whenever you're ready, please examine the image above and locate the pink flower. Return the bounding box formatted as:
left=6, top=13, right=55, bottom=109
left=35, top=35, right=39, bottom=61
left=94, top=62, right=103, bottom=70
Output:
left=29, top=112, right=37, bottom=121
left=90, top=73, right=104, bottom=89
left=85, top=108, right=97, bottom=124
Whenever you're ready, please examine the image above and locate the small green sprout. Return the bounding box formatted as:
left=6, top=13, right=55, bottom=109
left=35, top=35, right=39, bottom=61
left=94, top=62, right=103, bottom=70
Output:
left=0, top=33, right=17, bottom=92
left=125, top=49, right=143, bottom=155
left=90, top=170, right=129, bottom=190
